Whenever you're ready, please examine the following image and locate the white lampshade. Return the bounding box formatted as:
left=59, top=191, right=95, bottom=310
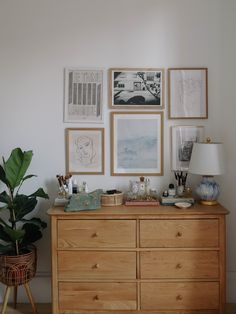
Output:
left=189, top=142, right=225, bottom=176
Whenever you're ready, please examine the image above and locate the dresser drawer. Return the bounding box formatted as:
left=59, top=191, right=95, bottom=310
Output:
left=140, top=250, right=219, bottom=279
left=59, top=282, right=137, bottom=311
left=58, top=219, right=136, bottom=248
left=140, top=219, right=219, bottom=248
left=141, top=282, right=219, bottom=310
left=58, top=251, right=136, bottom=280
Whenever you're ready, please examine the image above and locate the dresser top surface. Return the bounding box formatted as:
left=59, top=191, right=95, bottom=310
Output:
left=47, top=203, right=229, bottom=217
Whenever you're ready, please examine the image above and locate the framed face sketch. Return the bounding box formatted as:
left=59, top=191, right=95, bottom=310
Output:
left=109, top=68, right=164, bottom=109
left=168, top=68, right=208, bottom=119
left=111, top=112, right=163, bottom=176
left=171, top=125, right=204, bottom=171
left=66, top=128, right=104, bottom=174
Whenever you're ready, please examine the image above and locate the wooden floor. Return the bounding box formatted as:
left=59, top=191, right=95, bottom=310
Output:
left=0, top=304, right=235, bottom=314
left=0, top=304, right=51, bottom=314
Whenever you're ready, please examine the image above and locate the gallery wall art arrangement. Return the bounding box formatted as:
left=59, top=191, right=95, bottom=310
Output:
left=64, top=67, right=208, bottom=176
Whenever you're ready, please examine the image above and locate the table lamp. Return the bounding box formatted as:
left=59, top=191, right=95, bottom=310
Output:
left=188, top=138, right=225, bottom=205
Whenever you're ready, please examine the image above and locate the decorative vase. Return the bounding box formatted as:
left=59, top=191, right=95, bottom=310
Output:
left=196, top=176, right=220, bottom=205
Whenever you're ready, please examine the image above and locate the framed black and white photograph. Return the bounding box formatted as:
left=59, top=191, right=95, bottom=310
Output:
left=168, top=68, right=208, bottom=119
left=171, top=125, right=204, bottom=171
left=111, top=112, right=163, bottom=176
left=109, top=68, right=164, bottom=109
left=64, top=68, right=103, bottom=123
left=66, top=128, right=104, bottom=174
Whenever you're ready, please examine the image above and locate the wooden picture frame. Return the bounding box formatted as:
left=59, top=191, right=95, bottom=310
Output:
left=111, top=112, right=163, bottom=176
left=168, top=68, right=208, bottom=119
left=109, top=68, right=164, bottom=109
left=64, top=67, right=103, bottom=123
left=66, top=128, right=104, bottom=174
left=171, top=125, right=204, bottom=171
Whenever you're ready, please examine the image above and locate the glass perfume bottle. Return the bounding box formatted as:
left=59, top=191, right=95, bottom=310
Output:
left=139, top=176, right=145, bottom=197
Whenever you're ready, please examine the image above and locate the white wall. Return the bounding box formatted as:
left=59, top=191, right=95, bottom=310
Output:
left=0, top=0, right=234, bottom=303
left=218, top=0, right=236, bottom=303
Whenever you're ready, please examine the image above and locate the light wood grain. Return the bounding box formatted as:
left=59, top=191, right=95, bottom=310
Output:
left=58, top=251, right=136, bottom=280
left=140, top=250, right=219, bottom=279
left=1, top=286, right=11, bottom=314
left=140, top=219, right=219, bottom=248
left=58, top=219, right=136, bottom=248
left=48, top=204, right=228, bottom=314
left=1, top=303, right=236, bottom=314
left=218, top=215, right=226, bottom=313
left=59, top=282, right=137, bottom=311
left=47, top=203, right=229, bottom=217
left=141, top=282, right=219, bottom=310
left=51, top=216, right=59, bottom=314
left=23, top=284, right=37, bottom=314
left=4, top=303, right=236, bottom=314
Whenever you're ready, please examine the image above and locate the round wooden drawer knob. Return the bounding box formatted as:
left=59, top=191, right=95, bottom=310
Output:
left=94, top=295, right=99, bottom=301
left=93, top=263, right=99, bottom=269
left=176, top=294, right=183, bottom=301
left=92, top=232, right=99, bottom=238
left=176, top=263, right=182, bottom=269
left=176, top=231, right=182, bottom=237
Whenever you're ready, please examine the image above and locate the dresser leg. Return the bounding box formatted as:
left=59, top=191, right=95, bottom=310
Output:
left=0, top=286, right=11, bottom=314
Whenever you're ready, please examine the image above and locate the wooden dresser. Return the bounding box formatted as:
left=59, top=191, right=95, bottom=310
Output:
left=47, top=203, right=229, bottom=314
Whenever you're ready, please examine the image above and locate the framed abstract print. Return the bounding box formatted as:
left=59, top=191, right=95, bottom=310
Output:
left=64, top=68, right=103, bottom=123
left=111, top=112, right=163, bottom=176
left=168, top=68, right=208, bottom=119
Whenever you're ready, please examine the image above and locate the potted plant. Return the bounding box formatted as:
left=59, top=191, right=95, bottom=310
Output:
left=0, top=147, right=49, bottom=290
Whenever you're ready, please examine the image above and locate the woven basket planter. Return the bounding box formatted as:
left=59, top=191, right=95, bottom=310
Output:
left=0, top=245, right=37, bottom=287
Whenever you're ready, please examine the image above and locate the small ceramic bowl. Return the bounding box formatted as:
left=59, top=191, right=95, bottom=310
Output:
left=175, top=202, right=192, bottom=209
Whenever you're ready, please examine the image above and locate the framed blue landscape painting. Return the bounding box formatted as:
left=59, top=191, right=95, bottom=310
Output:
left=111, top=112, right=163, bottom=176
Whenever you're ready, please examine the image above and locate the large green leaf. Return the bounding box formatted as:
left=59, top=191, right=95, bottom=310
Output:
left=0, top=243, right=15, bottom=255
left=0, top=224, right=12, bottom=242
left=21, top=223, right=42, bottom=247
left=0, top=191, right=12, bottom=207
left=21, top=217, right=47, bottom=229
left=4, top=148, right=33, bottom=190
left=0, top=217, right=9, bottom=227
left=3, top=225, right=25, bottom=242
left=29, top=188, right=49, bottom=199
left=0, top=165, right=8, bottom=186
left=22, top=174, right=36, bottom=182
left=0, top=205, right=8, bottom=211
left=13, top=194, right=37, bottom=220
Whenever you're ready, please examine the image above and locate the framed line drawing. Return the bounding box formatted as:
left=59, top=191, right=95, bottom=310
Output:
left=171, top=125, right=204, bottom=171
left=64, top=68, right=103, bottom=123
left=168, top=68, right=208, bottom=119
left=66, top=128, right=104, bottom=174
left=109, top=68, right=164, bottom=109
left=111, top=112, right=163, bottom=176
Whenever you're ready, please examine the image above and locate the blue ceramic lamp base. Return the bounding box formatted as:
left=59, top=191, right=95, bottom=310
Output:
left=196, top=176, right=220, bottom=206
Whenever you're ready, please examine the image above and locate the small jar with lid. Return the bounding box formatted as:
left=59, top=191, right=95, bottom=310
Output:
left=168, top=183, right=176, bottom=197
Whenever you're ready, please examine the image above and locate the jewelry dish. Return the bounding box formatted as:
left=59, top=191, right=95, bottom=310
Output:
left=175, top=202, right=192, bottom=209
